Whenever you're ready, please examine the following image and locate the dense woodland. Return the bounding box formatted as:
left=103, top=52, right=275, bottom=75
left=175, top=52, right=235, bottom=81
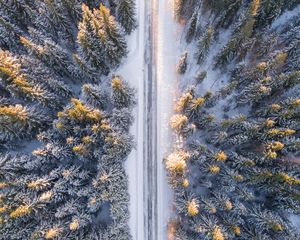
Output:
left=0, top=0, right=136, bottom=239
left=169, top=0, right=300, bottom=239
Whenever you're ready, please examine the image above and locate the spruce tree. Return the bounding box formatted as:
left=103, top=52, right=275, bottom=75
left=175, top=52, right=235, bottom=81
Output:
left=77, top=3, right=110, bottom=75
left=97, top=3, right=128, bottom=67
left=0, top=104, right=49, bottom=141
left=0, top=81, right=135, bottom=239
left=196, top=26, right=214, bottom=64
left=111, top=75, right=135, bottom=109
left=0, top=50, right=58, bottom=107
left=185, top=10, right=198, bottom=43
left=77, top=4, right=127, bottom=74
left=0, top=16, right=22, bottom=50
left=115, top=0, right=137, bottom=34
left=176, top=52, right=188, bottom=74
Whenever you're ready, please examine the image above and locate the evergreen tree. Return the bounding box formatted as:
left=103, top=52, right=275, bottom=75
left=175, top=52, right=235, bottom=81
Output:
left=0, top=0, right=35, bottom=26
left=20, top=35, right=81, bottom=81
left=0, top=104, right=49, bottom=141
left=111, top=75, right=135, bottom=109
left=185, top=10, right=198, bottom=43
left=115, top=0, right=137, bottom=34
left=167, top=2, right=300, bottom=239
left=33, top=0, right=74, bottom=43
left=196, top=26, right=214, bottom=64
left=0, top=1, right=135, bottom=238
left=78, top=4, right=127, bottom=74
left=0, top=50, right=58, bottom=107
left=216, top=0, right=242, bottom=29
left=0, top=16, right=22, bottom=50
left=215, top=0, right=260, bottom=67
left=97, top=3, right=128, bottom=67
left=176, top=52, right=188, bottom=74
left=77, top=3, right=110, bottom=75
left=0, top=81, right=135, bottom=239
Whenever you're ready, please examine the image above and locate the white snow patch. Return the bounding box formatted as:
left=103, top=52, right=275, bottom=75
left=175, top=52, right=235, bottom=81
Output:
left=117, top=0, right=145, bottom=239
left=289, top=214, right=300, bottom=232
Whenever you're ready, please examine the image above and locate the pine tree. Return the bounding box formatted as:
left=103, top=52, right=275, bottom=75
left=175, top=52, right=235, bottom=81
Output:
left=196, top=26, right=214, bottom=64
left=0, top=16, right=22, bottom=50
left=256, top=0, right=284, bottom=28
left=0, top=50, right=58, bottom=107
left=33, top=0, right=74, bottom=42
left=0, top=80, right=135, bottom=238
left=0, top=0, right=35, bottom=26
left=111, top=75, right=135, bottom=109
left=0, top=1, right=135, bottom=239
left=0, top=104, right=49, bottom=141
left=97, top=3, right=128, bottom=67
left=82, top=83, right=110, bottom=109
left=216, top=0, right=242, bottom=29
left=77, top=3, right=110, bottom=75
left=20, top=35, right=81, bottom=81
left=215, top=0, right=260, bottom=67
left=176, top=52, right=188, bottom=74
left=115, top=0, right=137, bottom=34
left=60, top=0, right=82, bottom=24
left=167, top=1, right=300, bottom=239
left=77, top=4, right=127, bottom=74
left=185, top=10, right=198, bottom=43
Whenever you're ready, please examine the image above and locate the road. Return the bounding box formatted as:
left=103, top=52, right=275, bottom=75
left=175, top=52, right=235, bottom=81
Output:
left=146, top=0, right=181, bottom=239
left=121, top=1, right=181, bottom=239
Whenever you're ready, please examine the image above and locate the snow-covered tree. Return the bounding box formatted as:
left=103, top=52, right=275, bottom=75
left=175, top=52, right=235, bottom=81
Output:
left=176, top=52, right=188, bottom=74
left=196, top=26, right=214, bottom=64
left=111, top=75, right=136, bottom=109
left=77, top=4, right=127, bottom=74
left=167, top=1, right=300, bottom=239
left=115, top=0, right=137, bottom=34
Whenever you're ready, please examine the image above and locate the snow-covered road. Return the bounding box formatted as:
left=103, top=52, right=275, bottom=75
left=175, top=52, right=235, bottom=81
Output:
left=120, top=0, right=183, bottom=239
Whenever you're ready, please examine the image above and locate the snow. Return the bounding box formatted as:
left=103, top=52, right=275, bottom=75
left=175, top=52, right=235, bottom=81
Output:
left=156, top=0, right=183, bottom=239
left=117, top=0, right=146, bottom=239
left=271, top=5, right=300, bottom=29
left=289, top=214, right=300, bottom=232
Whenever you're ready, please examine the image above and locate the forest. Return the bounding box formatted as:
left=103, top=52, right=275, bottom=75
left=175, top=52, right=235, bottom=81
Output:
left=0, top=0, right=137, bottom=239
left=169, top=0, right=300, bottom=239
left=1, top=0, right=300, bottom=239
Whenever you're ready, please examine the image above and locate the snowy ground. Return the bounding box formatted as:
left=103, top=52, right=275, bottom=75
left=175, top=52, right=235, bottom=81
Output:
left=117, top=0, right=146, bottom=239
left=155, top=0, right=183, bottom=239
